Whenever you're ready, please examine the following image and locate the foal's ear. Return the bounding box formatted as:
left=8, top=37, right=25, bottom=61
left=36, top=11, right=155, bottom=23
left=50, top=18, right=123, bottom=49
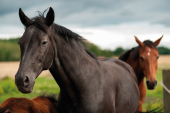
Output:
left=134, top=36, right=143, bottom=47
left=19, top=8, right=31, bottom=27
left=46, top=7, right=55, bottom=27
left=154, top=35, right=163, bottom=47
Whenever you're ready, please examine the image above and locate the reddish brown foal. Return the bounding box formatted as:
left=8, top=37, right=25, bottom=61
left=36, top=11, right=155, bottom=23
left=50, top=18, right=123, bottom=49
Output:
left=0, top=94, right=58, bottom=113
left=119, top=36, right=162, bottom=112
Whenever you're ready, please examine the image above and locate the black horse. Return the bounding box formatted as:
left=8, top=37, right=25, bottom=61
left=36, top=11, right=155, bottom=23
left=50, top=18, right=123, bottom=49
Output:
left=15, top=7, right=141, bottom=113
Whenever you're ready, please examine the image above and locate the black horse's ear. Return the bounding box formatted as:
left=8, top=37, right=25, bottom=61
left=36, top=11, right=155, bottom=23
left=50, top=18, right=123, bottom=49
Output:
left=19, top=8, right=31, bottom=27
left=46, top=7, right=55, bottom=26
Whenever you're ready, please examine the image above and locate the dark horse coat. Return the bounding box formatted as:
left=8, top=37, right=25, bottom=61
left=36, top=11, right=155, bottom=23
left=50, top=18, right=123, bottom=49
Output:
left=15, top=7, right=140, bottom=113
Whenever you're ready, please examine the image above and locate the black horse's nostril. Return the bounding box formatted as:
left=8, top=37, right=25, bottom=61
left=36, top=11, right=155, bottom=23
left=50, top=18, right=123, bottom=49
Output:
left=22, top=76, right=29, bottom=88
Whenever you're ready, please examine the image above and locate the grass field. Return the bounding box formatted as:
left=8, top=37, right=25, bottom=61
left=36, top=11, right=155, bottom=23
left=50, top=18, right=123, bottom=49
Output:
left=143, top=69, right=163, bottom=111
left=0, top=55, right=169, bottom=111
left=0, top=76, right=60, bottom=103
left=0, top=69, right=165, bottom=111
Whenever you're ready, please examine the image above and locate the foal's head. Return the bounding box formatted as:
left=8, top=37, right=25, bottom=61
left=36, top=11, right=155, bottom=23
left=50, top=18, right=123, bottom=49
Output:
left=134, top=36, right=162, bottom=89
left=15, top=8, right=55, bottom=93
left=0, top=97, right=34, bottom=113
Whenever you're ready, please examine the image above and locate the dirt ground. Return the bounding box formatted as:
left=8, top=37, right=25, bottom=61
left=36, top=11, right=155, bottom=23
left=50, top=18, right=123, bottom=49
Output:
left=0, top=55, right=169, bottom=79
left=0, top=61, right=51, bottom=79
left=157, top=55, right=170, bottom=68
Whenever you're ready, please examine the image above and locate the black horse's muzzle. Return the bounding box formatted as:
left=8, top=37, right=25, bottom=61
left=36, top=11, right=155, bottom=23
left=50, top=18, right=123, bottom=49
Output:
left=146, top=80, right=157, bottom=90
left=15, top=75, right=35, bottom=93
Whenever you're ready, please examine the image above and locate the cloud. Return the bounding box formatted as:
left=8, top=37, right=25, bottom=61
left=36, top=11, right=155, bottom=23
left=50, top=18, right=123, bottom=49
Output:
left=0, top=0, right=170, bottom=27
left=0, top=0, right=170, bottom=49
left=69, top=23, right=170, bottom=50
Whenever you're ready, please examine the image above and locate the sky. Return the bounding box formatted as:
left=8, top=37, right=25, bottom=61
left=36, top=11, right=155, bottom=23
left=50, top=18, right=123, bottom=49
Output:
left=0, top=0, right=170, bottom=50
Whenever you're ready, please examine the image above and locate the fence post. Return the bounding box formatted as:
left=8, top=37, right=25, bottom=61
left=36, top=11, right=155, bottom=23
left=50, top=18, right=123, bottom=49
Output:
left=163, top=69, right=170, bottom=113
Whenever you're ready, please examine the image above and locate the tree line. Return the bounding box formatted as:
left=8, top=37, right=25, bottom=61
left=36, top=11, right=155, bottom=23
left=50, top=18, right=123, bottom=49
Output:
left=0, top=38, right=169, bottom=61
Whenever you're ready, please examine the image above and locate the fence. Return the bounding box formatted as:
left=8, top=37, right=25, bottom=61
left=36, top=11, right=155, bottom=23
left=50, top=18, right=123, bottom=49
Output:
left=162, top=69, right=170, bottom=113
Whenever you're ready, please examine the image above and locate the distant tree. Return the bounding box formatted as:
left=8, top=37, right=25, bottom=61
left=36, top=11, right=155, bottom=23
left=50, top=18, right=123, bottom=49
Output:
left=157, top=46, right=170, bottom=55
left=113, top=47, right=125, bottom=56
left=0, top=38, right=20, bottom=61
left=0, top=38, right=170, bottom=61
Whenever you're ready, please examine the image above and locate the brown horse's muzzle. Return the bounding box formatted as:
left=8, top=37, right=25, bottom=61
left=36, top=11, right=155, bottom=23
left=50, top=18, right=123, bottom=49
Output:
left=146, top=80, right=157, bottom=90
left=15, top=74, right=35, bottom=93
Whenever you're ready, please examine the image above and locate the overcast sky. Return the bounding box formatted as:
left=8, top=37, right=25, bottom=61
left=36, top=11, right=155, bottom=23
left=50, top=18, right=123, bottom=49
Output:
left=0, top=0, right=170, bottom=50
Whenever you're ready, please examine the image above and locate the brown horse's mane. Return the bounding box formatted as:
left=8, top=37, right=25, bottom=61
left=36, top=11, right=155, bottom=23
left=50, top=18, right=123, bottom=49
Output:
left=119, top=40, right=157, bottom=61
left=39, top=93, right=58, bottom=104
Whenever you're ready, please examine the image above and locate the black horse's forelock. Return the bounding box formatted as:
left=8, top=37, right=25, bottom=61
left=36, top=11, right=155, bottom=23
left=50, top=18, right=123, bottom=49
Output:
left=22, top=9, right=85, bottom=49
left=119, top=40, right=157, bottom=61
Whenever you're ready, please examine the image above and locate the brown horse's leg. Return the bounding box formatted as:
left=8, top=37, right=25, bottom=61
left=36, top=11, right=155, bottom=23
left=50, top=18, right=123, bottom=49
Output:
left=138, top=79, right=146, bottom=112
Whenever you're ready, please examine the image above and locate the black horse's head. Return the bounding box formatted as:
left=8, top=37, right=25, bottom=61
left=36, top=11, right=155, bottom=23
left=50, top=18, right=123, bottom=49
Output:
left=15, top=7, right=55, bottom=93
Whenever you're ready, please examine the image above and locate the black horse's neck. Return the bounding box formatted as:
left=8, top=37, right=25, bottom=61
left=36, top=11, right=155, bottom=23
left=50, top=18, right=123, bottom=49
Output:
left=49, top=34, right=98, bottom=112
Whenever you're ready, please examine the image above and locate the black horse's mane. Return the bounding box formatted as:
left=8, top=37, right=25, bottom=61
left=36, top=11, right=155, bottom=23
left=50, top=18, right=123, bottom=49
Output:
left=20, top=10, right=98, bottom=60
left=85, top=50, right=98, bottom=60
left=119, top=40, right=157, bottom=61
left=23, top=10, right=85, bottom=48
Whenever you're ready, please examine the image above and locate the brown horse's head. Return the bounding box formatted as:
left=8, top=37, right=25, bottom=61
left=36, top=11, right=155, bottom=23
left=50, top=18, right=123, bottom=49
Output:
left=15, top=7, right=55, bottom=93
left=0, top=95, right=58, bottom=113
left=134, top=36, right=162, bottom=90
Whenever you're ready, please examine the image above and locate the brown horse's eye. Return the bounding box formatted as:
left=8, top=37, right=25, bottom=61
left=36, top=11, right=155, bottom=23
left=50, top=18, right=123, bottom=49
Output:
left=140, top=56, right=144, bottom=61
left=157, top=56, right=159, bottom=59
left=42, top=41, right=47, bottom=45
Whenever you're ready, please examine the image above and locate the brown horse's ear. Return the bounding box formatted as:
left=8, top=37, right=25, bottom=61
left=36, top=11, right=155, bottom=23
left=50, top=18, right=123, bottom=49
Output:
left=19, top=8, right=31, bottom=27
left=154, top=35, right=163, bottom=47
left=46, top=7, right=55, bottom=27
left=134, top=36, right=143, bottom=47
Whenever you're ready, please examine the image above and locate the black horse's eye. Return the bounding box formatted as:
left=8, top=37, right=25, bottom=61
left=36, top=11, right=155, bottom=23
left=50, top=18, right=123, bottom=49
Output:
left=140, top=56, right=144, bottom=60
left=42, top=41, right=47, bottom=45
left=157, top=56, right=159, bottom=59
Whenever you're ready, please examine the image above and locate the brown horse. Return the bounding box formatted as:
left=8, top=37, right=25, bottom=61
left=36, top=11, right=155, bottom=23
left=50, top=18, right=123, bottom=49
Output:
left=0, top=94, right=58, bottom=113
left=119, top=36, right=163, bottom=112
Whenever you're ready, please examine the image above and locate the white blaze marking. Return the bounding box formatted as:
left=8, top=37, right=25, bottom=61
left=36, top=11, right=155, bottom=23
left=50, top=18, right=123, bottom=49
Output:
left=147, top=49, right=151, bottom=56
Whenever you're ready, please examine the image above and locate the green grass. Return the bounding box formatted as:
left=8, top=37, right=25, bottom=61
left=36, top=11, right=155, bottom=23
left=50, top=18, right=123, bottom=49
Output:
left=143, top=69, right=163, bottom=111
left=0, top=69, right=164, bottom=111
left=0, top=76, right=60, bottom=104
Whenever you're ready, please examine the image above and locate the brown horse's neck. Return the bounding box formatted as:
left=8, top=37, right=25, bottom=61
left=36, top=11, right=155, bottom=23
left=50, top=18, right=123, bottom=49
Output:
left=49, top=35, right=98, bottom=112
left=126, top=52, right=145, bottom=85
